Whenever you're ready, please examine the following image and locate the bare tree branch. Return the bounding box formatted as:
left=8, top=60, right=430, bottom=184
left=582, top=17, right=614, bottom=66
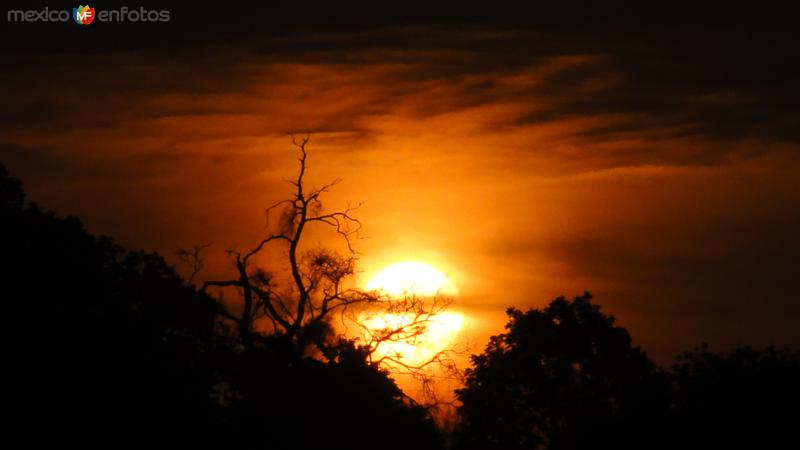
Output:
left=197, top=134, right=467, bottom=409
left=176, top=244, right=210, bottom=284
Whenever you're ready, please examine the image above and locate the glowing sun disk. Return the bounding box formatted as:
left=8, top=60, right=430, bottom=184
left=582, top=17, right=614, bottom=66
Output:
left=365, top=262, right=458, bottom=297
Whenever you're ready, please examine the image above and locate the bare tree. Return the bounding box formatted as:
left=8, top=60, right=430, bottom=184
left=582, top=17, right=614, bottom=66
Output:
left=196, top=135, right=370, bottom=356
left=191, top=135, right=465, bottom=405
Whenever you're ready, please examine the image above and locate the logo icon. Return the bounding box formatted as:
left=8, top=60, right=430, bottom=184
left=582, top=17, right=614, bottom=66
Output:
left=73, top=5, right=95, bottom=25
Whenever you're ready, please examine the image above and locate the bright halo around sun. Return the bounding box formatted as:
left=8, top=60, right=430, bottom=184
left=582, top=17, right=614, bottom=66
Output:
left=365, top=262, right=458, bottom=297
left=362, top=312, right=464, bottom=366
left=362, top=262, right=463, bottom=367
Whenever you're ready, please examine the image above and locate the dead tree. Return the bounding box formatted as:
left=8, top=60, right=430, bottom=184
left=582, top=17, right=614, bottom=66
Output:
left=200, top=135, right=376, bottom=358
left=196, top=135, right=465, bottom=406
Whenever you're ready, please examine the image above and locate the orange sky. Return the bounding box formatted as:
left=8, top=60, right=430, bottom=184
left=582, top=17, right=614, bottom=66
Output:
left=2, top=25, right=799, bottom=364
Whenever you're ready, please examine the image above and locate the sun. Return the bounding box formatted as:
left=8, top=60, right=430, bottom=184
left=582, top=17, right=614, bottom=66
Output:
left=365, top=262, right=458, bottom=297
left=362, top=262, right=463, bottom=367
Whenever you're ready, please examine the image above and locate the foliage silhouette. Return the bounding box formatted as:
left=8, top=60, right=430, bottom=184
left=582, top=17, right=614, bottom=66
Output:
left=1, top=164, right=444, bottom=450
left=454, top=293, right=671, bottom=450
left=220, top=339, right=442, bottom=449
left=2, top=164, right=221, bottom=447
left=667, top=344, right=800, bottom=448
left=454, top=293, right=800, bottom=450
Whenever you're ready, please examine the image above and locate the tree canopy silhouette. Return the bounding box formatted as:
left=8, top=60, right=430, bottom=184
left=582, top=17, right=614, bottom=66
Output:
left=2, top=163, right=444, bottom=450
left=668, top=344, right=800, bottom=448
left=2, top=164, right=220, bottom=448
left=454, top=293, right=671, bottom=450
left=453, top=292, right=800, bottom=450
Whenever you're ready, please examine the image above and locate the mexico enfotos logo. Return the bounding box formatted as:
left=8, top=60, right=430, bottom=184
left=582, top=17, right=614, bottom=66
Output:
left=7, top=4, right=171, bottom=24
left=73, top=5, right=95, bottom=25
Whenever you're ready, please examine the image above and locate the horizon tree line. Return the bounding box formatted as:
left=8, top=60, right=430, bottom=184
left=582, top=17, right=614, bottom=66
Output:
left=3, top=141, right=798, bottom=449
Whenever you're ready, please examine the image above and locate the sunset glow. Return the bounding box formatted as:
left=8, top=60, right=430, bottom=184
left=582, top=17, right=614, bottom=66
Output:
left=5, top=6, right=799, bottom=446
left=365, top=262, right=458, bottom=297
left=361, top=262, right=463, bottom=365
left=362, top=311, right=465, bottom=366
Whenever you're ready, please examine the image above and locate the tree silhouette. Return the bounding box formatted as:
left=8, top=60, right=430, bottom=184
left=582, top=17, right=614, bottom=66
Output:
left=193, top=134, right=449, bottom=447
left=219, top=338, right=444, bottom=449
left=453, top=293, right=671, bottom=450
left=0, top=164, right=24, bottom=208
left=2, top=164, right=222, bottom=448
left=200, top=135, right=375, bottom=357
left=668, top=344, right=800, bottom=448
left=197, top=136, right=463, bottom=403
left=7, top=160, right=800, bottom=450
left=2, top=163, right=444, bottom=449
